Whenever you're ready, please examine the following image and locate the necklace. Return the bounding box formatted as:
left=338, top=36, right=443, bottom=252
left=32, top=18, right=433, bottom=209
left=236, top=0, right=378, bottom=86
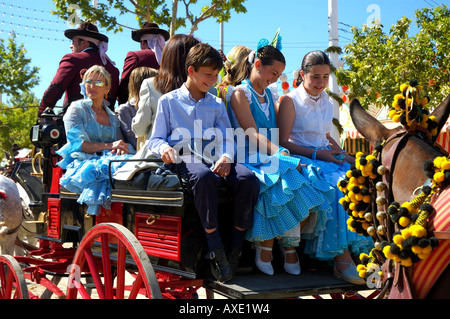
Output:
left=247, top=83, right=266, bottom=98
left=303, top=83, right=321, bottom=101
left=307, top=92, right=320, bottom=101
left=245, top=80, right=270, bottom=120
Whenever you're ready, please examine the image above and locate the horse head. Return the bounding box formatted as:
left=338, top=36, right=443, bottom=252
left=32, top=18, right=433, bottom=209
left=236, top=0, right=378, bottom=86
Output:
left=349, top=94, right=450, bottom=203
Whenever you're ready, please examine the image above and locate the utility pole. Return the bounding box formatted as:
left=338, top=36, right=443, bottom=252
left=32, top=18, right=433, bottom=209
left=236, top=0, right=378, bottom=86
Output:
left=220, top=21, right=224, bottom=53
left=92, top=0, right=98, bottom=25
left=328, top=0, right=340, bottom=142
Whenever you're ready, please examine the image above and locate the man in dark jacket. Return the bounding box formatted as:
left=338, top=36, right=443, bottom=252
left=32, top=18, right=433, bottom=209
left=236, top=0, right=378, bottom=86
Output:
left=39, top=22, right=119, bottom=115
left=116, top=22, right=169, bottom=105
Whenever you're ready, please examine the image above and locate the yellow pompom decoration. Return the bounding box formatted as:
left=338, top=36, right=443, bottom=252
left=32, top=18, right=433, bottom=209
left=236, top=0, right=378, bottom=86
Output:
left=434, top=171, right=445, bottom=183
left=388, top=80, right=437, bottom=138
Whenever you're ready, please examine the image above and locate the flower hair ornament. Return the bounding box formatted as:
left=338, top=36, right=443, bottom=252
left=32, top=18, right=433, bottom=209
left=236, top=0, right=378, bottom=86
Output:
left=248, top=28, right=283, bottom=65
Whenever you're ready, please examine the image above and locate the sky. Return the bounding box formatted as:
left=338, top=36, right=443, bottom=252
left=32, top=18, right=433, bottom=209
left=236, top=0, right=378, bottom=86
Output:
left=0, top=0, right=449, bottom=108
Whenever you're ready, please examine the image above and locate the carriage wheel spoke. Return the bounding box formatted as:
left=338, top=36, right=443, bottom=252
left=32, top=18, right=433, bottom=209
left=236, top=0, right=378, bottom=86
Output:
left=129, top=272, right=143, bottom=299
left=5, top=270, right=14, bottom=299
left=115, top=242, right=126, bottom=299
left=0, top=265, right=6, bottom=299
left=100, top=234, right=114, bottom=299
left=83, top=246, right=105, bottom=299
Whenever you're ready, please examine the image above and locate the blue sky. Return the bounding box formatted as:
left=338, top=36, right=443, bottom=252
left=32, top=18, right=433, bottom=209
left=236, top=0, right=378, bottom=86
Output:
left=0, top=0, right=448, bottom=106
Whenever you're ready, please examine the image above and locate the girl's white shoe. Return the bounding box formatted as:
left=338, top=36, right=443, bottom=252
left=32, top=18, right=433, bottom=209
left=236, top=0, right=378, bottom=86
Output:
left=280, top=246, right=301, bottom=275
left=255, top=245, right=274, bottom=275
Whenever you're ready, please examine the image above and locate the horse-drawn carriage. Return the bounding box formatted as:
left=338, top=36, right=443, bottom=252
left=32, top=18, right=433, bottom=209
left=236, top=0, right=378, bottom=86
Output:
left=1, top=86, right=448, bottom=299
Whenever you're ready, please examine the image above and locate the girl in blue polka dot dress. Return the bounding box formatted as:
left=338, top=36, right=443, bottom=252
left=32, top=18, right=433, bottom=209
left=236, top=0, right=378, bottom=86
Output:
left=228, top=40, right=335, bottom=276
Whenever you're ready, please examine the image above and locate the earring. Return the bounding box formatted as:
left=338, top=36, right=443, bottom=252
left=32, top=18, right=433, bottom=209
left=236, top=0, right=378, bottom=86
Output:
left=104, top=92, right=109, bottom=98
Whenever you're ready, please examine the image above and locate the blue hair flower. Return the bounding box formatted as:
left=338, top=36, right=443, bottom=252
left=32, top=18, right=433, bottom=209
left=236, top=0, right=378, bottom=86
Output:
left=256, top=28, right=283, bottom=52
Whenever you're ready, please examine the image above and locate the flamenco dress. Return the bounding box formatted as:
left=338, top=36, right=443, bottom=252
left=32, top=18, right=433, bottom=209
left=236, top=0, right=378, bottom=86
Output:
left=56, top=99, right=135, bottom=215
left=228, top=80, right=335, bottom=247
left=287, top=85, right=373, bottom=259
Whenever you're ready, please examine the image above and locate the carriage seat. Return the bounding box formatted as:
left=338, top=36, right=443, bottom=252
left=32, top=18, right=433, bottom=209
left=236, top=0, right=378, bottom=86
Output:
left=110, top=165, right=187, bottom=207
left=110, top=163, right=232, bottom=207
left=59, top=161, right=232, bottom=207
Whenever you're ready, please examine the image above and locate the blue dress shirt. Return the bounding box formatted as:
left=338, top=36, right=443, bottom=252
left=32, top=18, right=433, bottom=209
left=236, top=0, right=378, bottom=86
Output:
left=148, top=84, right=235, bottom=164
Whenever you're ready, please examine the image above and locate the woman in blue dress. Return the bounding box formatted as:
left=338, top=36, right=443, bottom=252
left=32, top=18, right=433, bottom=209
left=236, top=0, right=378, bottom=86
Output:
left=229, top=42, right=335, bottom=276
left=57, top=65, right=135, bottom=215
left=277, top=51, right=372, bottom=284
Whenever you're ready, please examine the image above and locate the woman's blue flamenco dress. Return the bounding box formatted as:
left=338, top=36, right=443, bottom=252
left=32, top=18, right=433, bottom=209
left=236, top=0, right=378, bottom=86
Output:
left=295, top=152, right=373, bottom=260
left=56, top=99, right=135, bottom=215
left=230, top=81, right=335, bottom=247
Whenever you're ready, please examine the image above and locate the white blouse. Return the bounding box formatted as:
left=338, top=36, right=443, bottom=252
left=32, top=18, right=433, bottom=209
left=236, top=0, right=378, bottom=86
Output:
left=287, top=84, right=333, bottom=149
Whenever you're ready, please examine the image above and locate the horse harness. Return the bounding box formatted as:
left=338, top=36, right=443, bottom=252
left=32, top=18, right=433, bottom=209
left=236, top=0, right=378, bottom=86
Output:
left=372, top=129, right=450, bottom=298
left=376, top=129, right=450, bottom=240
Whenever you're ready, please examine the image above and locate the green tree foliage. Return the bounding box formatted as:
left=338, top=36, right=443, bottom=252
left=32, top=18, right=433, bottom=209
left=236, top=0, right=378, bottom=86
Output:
left=52, top=0, right=247, bottom=35
left=0, top=32, right=40, bottom=154
left=0, top=92, right=39, bottom=152
left=336, top=5, right=450, bottom=110
left=0, top=32, right=40, bottom=98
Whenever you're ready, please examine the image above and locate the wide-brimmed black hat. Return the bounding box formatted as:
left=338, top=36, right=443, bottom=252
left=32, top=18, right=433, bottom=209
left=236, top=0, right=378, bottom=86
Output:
left=64, top=21, right=109, bottom=43
left=131, top=22, right=170, bottom=42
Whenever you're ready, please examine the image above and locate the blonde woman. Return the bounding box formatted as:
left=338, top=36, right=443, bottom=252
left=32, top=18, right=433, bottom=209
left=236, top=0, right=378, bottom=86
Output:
left=57, top=65, right=135, bottom=215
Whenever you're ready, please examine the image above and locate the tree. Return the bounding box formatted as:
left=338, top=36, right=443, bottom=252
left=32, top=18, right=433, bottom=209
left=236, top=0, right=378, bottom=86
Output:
left=336, top=5, right=450, bottom=110
left=51, top=0, right=247, bottom=36
left=0, top=32, right=40, bottom=99
left=0, top=92, right=40, bottom=152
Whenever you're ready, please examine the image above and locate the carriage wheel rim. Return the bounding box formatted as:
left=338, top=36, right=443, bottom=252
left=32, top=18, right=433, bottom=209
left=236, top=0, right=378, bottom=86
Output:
left=0, top=255, right=29, bottom=299
left=66, top=223, right=162, bottom=299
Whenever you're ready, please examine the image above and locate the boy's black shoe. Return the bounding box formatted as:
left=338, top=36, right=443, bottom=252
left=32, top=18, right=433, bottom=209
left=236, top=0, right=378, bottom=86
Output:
left=209, top=249, right=232, bottom=282
left=227, top=248, right=242, bottom=276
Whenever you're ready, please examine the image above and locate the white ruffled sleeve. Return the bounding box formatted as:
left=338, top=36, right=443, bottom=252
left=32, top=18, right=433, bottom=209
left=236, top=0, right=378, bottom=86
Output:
left=235, top=84, right=252, bottom=104
left=225, top=85, right=235, bottom=103
left=268, top=83, right=279, bottom=103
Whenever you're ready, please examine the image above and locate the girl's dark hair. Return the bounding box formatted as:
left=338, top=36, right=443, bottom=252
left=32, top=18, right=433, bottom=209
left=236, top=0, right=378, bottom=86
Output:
left=242, top=45, right=286, bottom=80
left=296, top=50, right=331, bottom=86
left=154, top=34, right=200, bottom=94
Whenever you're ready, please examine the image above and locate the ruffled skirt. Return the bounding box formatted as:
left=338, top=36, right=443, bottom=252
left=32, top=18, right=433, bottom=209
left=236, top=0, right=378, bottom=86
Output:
left=243, top=151, right=334, bottom=247
left=296, top=156, right=373, bottom=260
left=58, top=152, right=132, bottom=215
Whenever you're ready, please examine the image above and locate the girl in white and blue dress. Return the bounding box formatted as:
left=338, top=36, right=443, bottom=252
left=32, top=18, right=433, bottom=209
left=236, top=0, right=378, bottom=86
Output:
left=277, top=50, right=373, bottom=284
left=229, top=43, right=335, bottom=276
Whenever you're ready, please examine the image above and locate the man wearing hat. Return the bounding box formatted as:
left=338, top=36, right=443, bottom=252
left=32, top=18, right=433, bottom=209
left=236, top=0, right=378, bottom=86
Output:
left=39, top=22, right=120, bottom=116
left=117, top=22, right=169, bottom=105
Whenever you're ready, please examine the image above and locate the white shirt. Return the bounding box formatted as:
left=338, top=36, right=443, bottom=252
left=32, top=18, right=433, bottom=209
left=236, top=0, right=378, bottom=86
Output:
left=287, top=84, right=333, bottom=149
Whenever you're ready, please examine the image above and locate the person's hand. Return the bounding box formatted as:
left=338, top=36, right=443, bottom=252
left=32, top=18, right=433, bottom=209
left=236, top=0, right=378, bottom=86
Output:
left=212, top=156, right=231, bottom=178
left=161, top=147, right=178, bottom=164
left=110, top=140, right=129, bottom=155
left=316, top=149, right=345, bottom=164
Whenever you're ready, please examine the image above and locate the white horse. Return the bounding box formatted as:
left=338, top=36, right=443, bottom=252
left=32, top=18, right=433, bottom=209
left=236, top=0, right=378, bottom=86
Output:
left=0, top=174, right=23, bottom=255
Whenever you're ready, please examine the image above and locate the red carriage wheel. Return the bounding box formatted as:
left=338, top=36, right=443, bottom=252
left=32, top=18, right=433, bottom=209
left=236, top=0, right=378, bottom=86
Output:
left=66, top=223, right=162, bottom=299
left=0, top=255, right=29, bottom=299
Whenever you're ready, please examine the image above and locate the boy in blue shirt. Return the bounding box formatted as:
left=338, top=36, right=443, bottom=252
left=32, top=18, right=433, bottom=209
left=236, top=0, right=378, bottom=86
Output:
left=149, top=43, right=259, bottom=282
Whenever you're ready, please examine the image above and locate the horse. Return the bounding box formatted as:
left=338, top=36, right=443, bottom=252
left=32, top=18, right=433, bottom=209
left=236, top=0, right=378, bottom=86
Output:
left=0, top=174, right=23, bottom=256
left=349, top=94, right=450, bottom=299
